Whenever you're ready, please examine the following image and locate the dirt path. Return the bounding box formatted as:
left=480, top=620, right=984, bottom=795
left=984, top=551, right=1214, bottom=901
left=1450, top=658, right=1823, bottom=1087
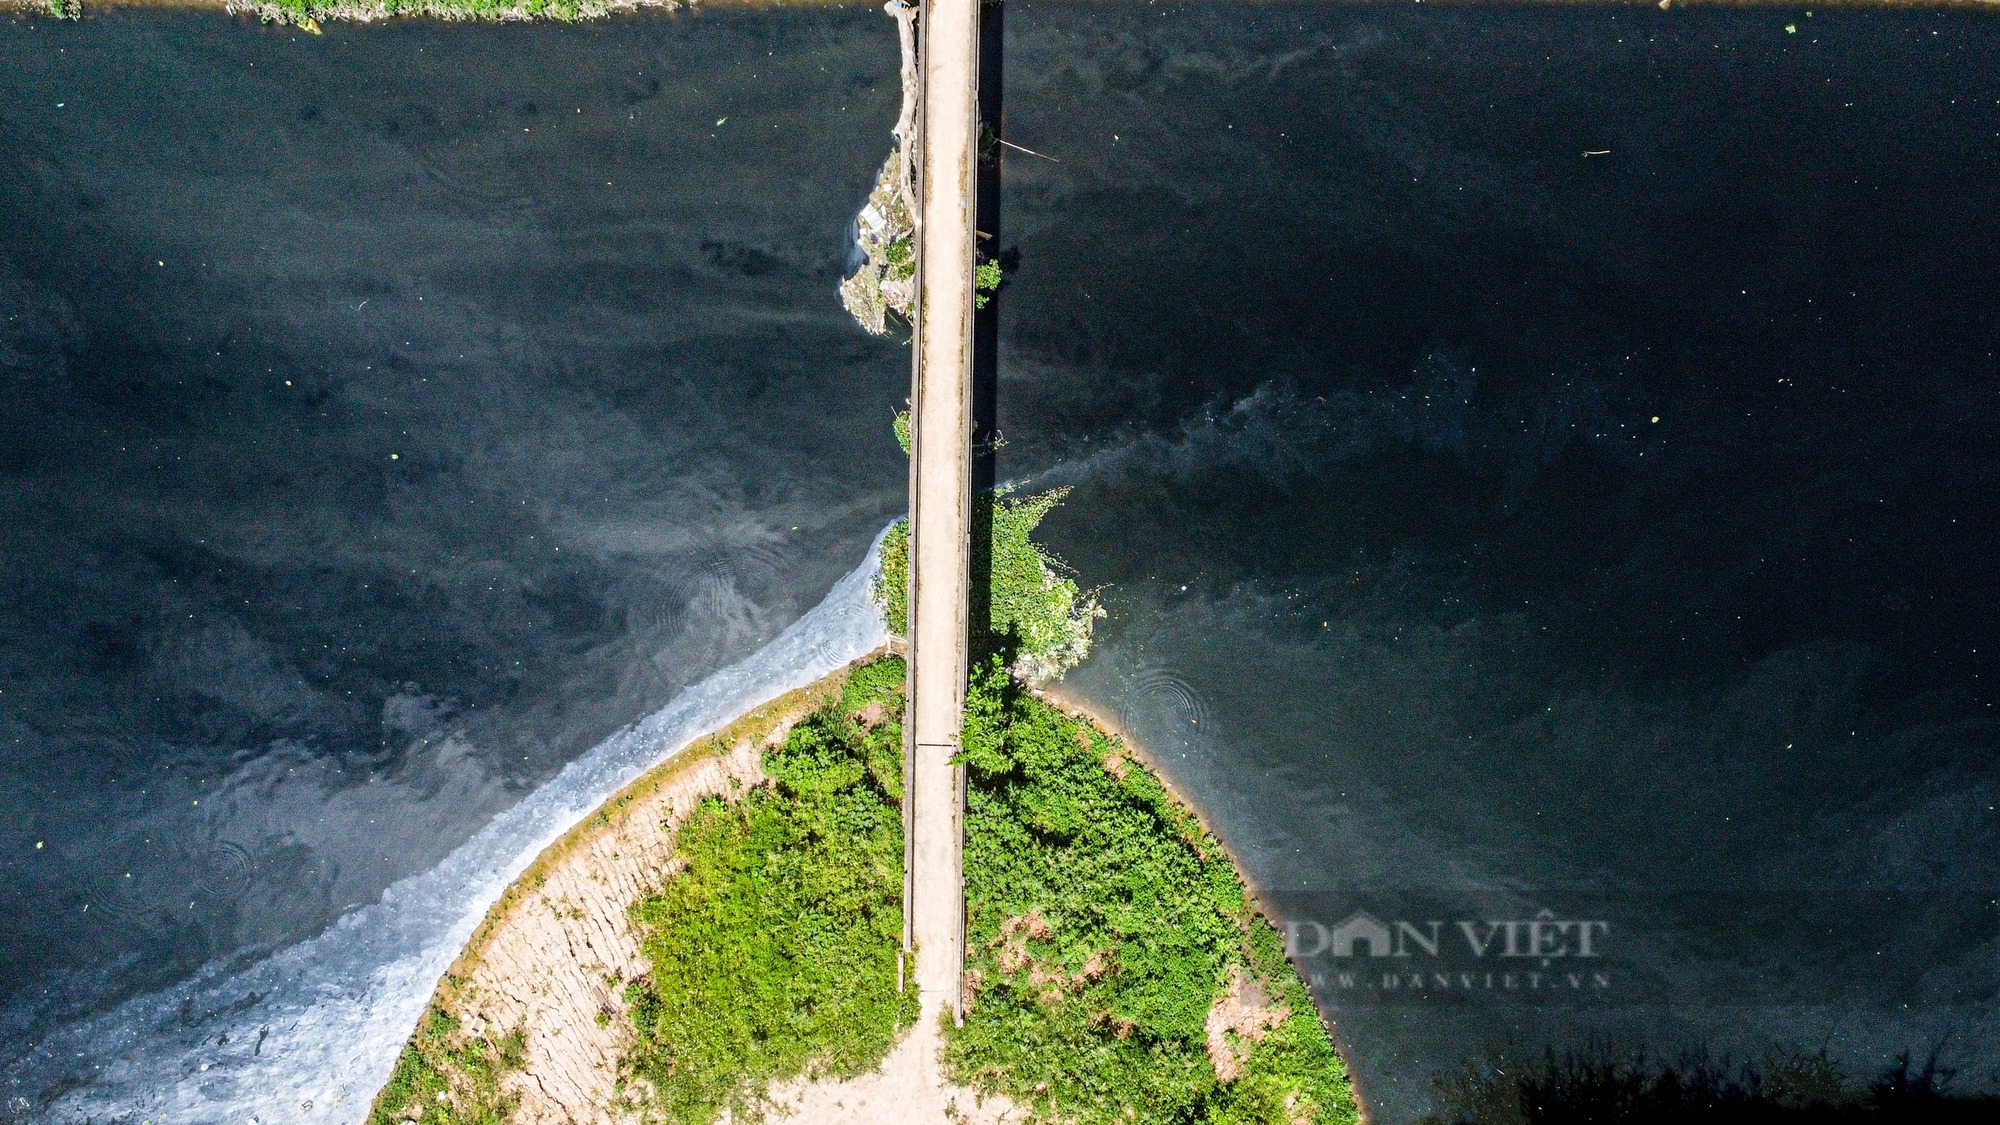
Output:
left=760, top=1020, right=1018, bottom=1125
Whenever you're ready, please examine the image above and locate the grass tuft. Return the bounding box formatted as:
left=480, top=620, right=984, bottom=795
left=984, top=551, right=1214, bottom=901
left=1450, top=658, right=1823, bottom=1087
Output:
left=367, top=1006, right=526, bottom=1125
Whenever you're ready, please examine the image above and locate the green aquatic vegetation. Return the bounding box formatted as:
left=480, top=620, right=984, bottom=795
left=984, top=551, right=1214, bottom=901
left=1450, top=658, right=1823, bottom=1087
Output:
left=872, top=471, right=1101, bottom=684
left=949, top=662, right=1359, bottom=1125
left=884, top=236, right=917, bottom=284
left=874, top=517, right=912, bottom=637
left=241, top=0, right=601, bottom=27
left=619, top=658, right=916, bottom=1123
left=367, top=1007, right=526, bottom=1125
left=872, top=490, right=1100, bottom=684
left=972, top=487, right=1101, bottom=683
left=975, top=259, right=1003, bottom=309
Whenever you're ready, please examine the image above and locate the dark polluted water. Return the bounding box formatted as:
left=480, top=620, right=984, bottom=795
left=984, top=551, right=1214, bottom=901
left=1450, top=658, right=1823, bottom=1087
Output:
left=994, top=3, right=2000, bottom=1120
left=2, top=2, right=1997, bottom=1123
left=0, top=7, right=907, bottom=1118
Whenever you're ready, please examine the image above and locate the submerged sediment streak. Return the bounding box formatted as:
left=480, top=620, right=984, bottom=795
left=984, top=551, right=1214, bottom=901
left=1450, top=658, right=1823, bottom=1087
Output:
left=6, top=538, right=891, bottom=1125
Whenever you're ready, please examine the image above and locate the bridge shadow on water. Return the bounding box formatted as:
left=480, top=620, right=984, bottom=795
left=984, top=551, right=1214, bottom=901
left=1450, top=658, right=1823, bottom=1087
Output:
left=968, top=0, right=1006, bottom=655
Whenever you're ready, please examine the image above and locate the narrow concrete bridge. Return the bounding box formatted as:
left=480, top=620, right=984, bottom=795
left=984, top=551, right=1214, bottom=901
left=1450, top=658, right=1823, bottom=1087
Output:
left=901, top=0, right=981, bottom=1034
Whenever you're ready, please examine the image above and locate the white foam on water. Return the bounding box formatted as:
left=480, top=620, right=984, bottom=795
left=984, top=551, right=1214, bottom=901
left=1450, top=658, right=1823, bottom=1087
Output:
left=22, top=536, right=890, bottom=1125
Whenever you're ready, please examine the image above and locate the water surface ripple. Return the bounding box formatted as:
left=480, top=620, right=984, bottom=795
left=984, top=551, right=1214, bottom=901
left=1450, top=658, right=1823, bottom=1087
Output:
left=995, top=4, right=2000, bottom=1119
left=0, top=9, right=905, bottom=1116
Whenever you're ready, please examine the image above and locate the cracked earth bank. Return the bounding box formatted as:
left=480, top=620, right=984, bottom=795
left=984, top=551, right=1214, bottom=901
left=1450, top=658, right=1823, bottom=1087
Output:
left=368, top=655, right=1007, bottom=1125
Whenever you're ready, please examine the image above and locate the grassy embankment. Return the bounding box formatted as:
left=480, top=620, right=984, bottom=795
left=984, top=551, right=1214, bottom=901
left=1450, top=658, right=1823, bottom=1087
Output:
left=364, top=664, right=912, bottom=1120
left=948, top=661, right=1359, bottom=1125
left=874, top=477, right=1359, bottom=1125
left=372, top=1010, right=529, bottom=1125
left=373, top=426, right=1355, bottom=1122
left=619, top=657, right=917, bottom=1120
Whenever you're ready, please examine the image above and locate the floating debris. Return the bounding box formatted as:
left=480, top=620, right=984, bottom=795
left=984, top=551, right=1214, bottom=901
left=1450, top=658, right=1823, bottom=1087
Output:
left=840, top=153, right=917, bottom=335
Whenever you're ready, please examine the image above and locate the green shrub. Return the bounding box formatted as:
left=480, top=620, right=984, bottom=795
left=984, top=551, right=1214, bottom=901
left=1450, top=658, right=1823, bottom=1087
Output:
left=884, top=236, right=917, bottom=284
left=872, top=488, right=1100, bottom=685
left=948, top=662, right=1358, bottom=1125
left=874, top=517, right=912, bottom=638
left=975, top=259, right=1003, bottom=309
left=241, top=0, right=605, bottom=24
left=619, top=658, right=917, bottom=1123
left=974, top=487, right=1101, bottom=683
left=367, top=1007, right=525, bottom=1125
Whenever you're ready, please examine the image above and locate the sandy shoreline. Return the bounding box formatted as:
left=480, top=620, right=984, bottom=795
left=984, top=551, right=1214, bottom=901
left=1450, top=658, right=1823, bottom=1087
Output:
left=370, top=649, right=1012, bottom=1125
left=372, top=661, right=861, bottom=1124
left=368, top=661, right=1365, bottom=1125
